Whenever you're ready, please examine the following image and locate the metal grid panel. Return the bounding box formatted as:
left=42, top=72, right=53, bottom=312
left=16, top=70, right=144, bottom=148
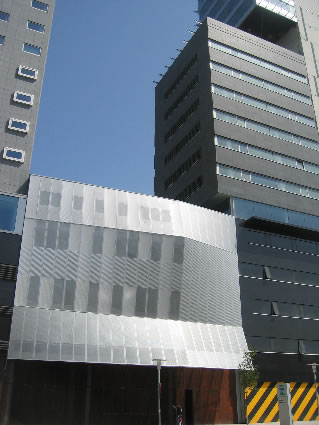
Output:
left=26, top=176, right=237, bottom=252
left=9, top=307, right=246, bottom=368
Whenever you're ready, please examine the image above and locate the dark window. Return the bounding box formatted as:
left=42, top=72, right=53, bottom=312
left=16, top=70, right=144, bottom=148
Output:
left=127, top=231, right=139, bottom=258
left=39, top=191, right=50, bottom=205
left=34, top=220, right=46, bottom=247
left=151, top=234, right=162, bottom=261
left=0, top=194, right=18, bottom=232
left=64, top=280, right=76, bottom=310
left=92, top=227, right=103, bottom=254
left=27, top=20, right=45, bottom=32
left=31, top=0, right=48, bottom=12
left=57, top=223, right=70, bottom=250
left=135, top=287, right=147, bottom=317
left=169, top=291, right=180, bottom=320
left=51, top=192, right=61, bottom=207
left=27, top=276, right=40, bottom=306
left=115, top=230, right=127, bottom=257
left=173, top=237, right=184, bottom=264
left=111, top=285, right=123, bottom=315
left=46, top=221, right=58, bottom=249
left=0, top=11, right=9, bottom=22
left=87, top=282, right=99, bottom=313
left=147, top=289, right=158, bottom=318
left=52, top=279, right=64, bottom=309
left=239, top=262, right=263, bottom=278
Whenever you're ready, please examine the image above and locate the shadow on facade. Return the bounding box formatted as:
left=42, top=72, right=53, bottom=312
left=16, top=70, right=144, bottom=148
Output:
left=0, top=360, right=237, bottom=425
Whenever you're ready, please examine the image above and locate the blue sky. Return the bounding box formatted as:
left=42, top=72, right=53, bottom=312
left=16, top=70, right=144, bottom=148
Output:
left=31, top=0, right=197, bottom=195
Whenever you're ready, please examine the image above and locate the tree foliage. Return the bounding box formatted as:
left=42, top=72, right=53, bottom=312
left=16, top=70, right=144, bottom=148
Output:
left=238, top=349, right=260, bottom=424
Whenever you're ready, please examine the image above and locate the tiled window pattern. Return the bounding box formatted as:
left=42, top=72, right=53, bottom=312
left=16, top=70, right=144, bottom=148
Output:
left=165, top=75, right=199, bottom=120
left=27, top=20, right=45, bottom=33
left=164, top=150, right=201, bottom=190
left=31, top=0, right=48, bottom=12
left=0, top=35, right=4, bottom=45
left=210, top=61, right=312, bottom=105
left=176, top=176, right=203, bottom=201
left=214, top=109, right=319, bottom=152
left=164, top=55, right=198, bottom=99
left=232, top=198, right=319, bottom=231
left=165, top=99, right=199, bottom=143
left=208, top=39, right=307, bottom=84
left=215, top=135, right=319, bottom=175
left=0, top=11, right=9, bottom=21
left=164, top=122, right=200, bottom=165
left=23, top=43, right=41, bottom=56
left=218, top=163, right=319, bottom=200
left=213, top=84, right=315, bottom=127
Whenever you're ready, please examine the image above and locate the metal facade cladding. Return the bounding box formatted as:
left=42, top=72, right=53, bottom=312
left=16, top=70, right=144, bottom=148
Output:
left=8, top=175, right=246, bottom=368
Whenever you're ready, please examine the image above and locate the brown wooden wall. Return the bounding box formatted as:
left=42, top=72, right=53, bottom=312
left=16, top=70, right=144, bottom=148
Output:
left=174, top=368, right=238, bottom=424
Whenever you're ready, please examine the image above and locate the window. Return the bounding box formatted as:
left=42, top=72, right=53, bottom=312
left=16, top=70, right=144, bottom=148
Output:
left=209, top=40, right=308, bottom=83
left=31, top=0, right=48, bottom=12
left=13, top=91, right=34, bottom=105
left=0, top=194, right=19, bottom=232
left=212, top=84, right=315, bottom=127
left=23, top=43, right=41, bottom=56
left=17, top=65, right=38, bottom=80
left=8, top=118, right=30, bottom=133
left=27, top=20, right=45, bottom=33
left=0, top=11, right=9, bottom=21
left=0, top=35, right=4, bottom=45
left=3, top=147, right=25, bottom=163
left=8, top=119, right=29, bottom=133
left=214, top=109, right=319, bottom=152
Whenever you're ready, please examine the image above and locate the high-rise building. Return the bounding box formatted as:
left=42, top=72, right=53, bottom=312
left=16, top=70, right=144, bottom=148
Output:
left=154, top=17, right=319, bottom=418
left=0, top=0, right=55, bottom=407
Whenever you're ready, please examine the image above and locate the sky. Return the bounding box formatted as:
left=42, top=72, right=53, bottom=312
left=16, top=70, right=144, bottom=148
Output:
left=31, top=0, right=198, bottom=196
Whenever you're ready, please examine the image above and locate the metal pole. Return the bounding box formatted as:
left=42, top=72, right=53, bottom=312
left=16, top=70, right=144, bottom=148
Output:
left=157, top=361, right=161, bottom=425
left=308, top=363, right=319, bottom=418
left=153, top=358, right=166, bottom=425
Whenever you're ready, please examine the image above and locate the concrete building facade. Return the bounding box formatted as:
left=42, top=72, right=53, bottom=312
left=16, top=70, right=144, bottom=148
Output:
left=0, top=0, right=55, bottom=416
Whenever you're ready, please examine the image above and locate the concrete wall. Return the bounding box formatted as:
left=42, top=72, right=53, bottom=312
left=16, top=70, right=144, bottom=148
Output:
left=0, top=0, right=55, bottom=195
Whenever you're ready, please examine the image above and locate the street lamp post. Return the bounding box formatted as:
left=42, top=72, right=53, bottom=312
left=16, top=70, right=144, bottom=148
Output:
left=307, top=363, right=319, bottom=418
left=153, top=358, right=166, bottom=425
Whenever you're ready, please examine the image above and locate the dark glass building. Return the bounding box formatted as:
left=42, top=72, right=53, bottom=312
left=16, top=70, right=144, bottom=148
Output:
left=154, top=16, right=319, bottom=420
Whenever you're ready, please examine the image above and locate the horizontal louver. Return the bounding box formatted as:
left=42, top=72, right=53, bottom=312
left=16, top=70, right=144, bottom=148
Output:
left=0, top=264, right=18, bottom=281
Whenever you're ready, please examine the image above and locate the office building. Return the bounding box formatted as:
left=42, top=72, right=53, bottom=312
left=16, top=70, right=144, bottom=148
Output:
left=0, top=0, right=55, bottom=410
left=2, top=174, right=246, bottom=424
left=154, top=17, right=319, bottom=420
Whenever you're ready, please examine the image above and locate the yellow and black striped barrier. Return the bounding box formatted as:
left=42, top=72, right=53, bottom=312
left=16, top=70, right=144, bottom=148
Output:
left=246, top=382, right=319, bottom=423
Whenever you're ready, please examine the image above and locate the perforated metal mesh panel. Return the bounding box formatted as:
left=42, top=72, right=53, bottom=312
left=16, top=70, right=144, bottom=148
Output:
left=9, top=176, right=247, bottom=368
